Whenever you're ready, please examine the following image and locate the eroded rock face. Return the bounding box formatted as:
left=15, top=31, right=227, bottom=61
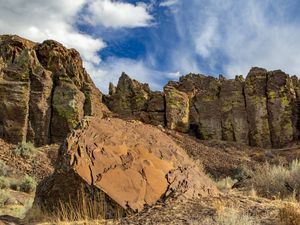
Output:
left=220, top=76, right=249, bottom=144
left=164, top=85, right=190, bottom=132
left=0, top=35, right=108, bottom=146
left=106, top=73, right=151, bottom=116
left=266, top=70, right=296, bottom=147
left=106, top=68, right=300, bottom=148
left=34, top=117, right=218, bottom=217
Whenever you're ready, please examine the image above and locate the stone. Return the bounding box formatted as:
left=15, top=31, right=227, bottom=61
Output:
left=164, top=85, right=190, bottom=132
left=0, top=35, right=108, bottom=146
left=34, top=117, right=218, bottom=218
left=245, top=67, right=272, bottom=148
left=179, top=75, right=222, bottom=140
left=267, top=70, right=296, bottom=147
left=219, top=77, right=249, bottom=144
left=107, top=73, right=150, bottom=116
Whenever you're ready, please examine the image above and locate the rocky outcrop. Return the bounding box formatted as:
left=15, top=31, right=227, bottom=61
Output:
left=164, top=85, right=189, bottom=132
left=220, top=76, right=249, bottom=144
left=104, top=73, right=166, bottom=126
left=245, top=68, right=271, bottom=148
left=34, top=117, right=218, bottom=218
left=106, top=68, right=300, bottom=148
left=0, top=35, right=108, bottom=146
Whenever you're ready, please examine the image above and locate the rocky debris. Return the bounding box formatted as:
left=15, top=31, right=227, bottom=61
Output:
left=106, top=68, right=300, bottom=148
left=0, top=35, right=108, bottom=146
left=34, top=117, right=218, bottom=218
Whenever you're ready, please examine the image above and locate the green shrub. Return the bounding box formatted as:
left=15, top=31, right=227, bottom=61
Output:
left=9, top=178, right=20, bottom=191
left=216, top=177, right=238, bottom=192
left=13, top=142, right=36, bottom=159
left=0, top=176, right=9, bottom=189
left=0, top=191, right=11, bottom=207
left=0, top=160, right=8, bottom=176
left=20, top=175, right=37, bottom=193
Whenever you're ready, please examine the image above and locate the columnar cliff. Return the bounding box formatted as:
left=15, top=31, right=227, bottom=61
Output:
left=0, top=35, right=108, bottom=146
left=106, top=70, right=300, bottom=148
left=1, top=35, right=300, bottom=149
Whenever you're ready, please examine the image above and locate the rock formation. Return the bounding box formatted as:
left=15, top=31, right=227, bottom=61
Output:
left=34, top=117, right=218, bottom=218
left=106, top=69, right=300, bottom=148
left=0, top=35, right=108, bottom=146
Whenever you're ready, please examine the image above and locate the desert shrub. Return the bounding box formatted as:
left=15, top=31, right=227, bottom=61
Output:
left=13, top=142, right=36, bottom=159
left=0, top=160, right=8, bottom=176
left=203, top=208, right=259, bottom=225
left=250, top=159, right=300, bottom=199
left=9, top=178, right=20, bottom=191
left=20, top=175, right=37, bottom=193
left=0, top=191, right=11, bottom=207
left=216, top=177, right=238, bottom=192
left=279, top=203, right=300, bottom=225
left=0, top=176, right=9, bottom=189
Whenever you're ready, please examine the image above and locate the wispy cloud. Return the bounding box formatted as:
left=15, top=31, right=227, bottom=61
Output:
left=159, top=0, right=178, bottom=7
left=172, top=0, right=300, bottom=77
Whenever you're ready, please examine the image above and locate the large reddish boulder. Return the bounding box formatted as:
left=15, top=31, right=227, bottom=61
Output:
left=34, top=117, right=218, bottom=218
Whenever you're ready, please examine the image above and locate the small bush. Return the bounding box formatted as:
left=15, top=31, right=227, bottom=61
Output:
left=203, top=208, right=259, bottom=225
left=20, top=175, right=37, bottom=193
left=279, top=203, right=300, bottom=225
left=0, top=191, right=11, bottom=207
left=250, top=159, right=300, bottom=199
left=0, top=176, right=9, bottom=189
left=9, top=178, right=20, bottom=191
left=216, top=177, right=238, bottom=192
left=13, top=142, right=36, bottom=159
left=0, top=160, right=8, bottom=176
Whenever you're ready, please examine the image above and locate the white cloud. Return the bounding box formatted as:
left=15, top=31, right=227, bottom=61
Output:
left=84, top=0, right=153, bottom=28
left=159, top=0, right=178, bottom=7
left=0, top=0, right=105, bottom=64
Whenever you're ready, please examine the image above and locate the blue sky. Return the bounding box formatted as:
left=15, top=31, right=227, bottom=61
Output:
left=1, top=0, right=300, bottom=92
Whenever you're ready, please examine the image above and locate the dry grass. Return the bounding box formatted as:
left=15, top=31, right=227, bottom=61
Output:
left=25, top=186, right=124, bottom=224
left=279, top=203, right=300, bottom=225
left=0, top=159, right=8, bottom=176
left=216, top=177, right=238, bottom=193
left=249, top=159, right=300, bottom=200
left=203, top=207, right=259, bottom=225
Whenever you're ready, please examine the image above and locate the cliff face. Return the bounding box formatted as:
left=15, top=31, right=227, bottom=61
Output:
left=106, top=68, right=300, bottom=148
left=0, top=35, right=108, bottom=146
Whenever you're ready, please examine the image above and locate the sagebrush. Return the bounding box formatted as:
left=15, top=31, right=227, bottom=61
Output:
left=250, top=159, right=300, bottom=199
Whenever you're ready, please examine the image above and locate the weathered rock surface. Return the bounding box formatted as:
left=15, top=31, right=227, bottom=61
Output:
left=0, top=35, right=108, bottom=146
left=34, top=117, right=218, bottom=217
left=245, top=68, right=272, bottom=148
left=220, top=76, right=249, bottom=144
left=104, top=73, right=166, bottom=126
left=164, top=85, right=189, bottom=132
left=267, top=70, right=295, bottom=147
left=106, top=68, right=300, bottom=148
